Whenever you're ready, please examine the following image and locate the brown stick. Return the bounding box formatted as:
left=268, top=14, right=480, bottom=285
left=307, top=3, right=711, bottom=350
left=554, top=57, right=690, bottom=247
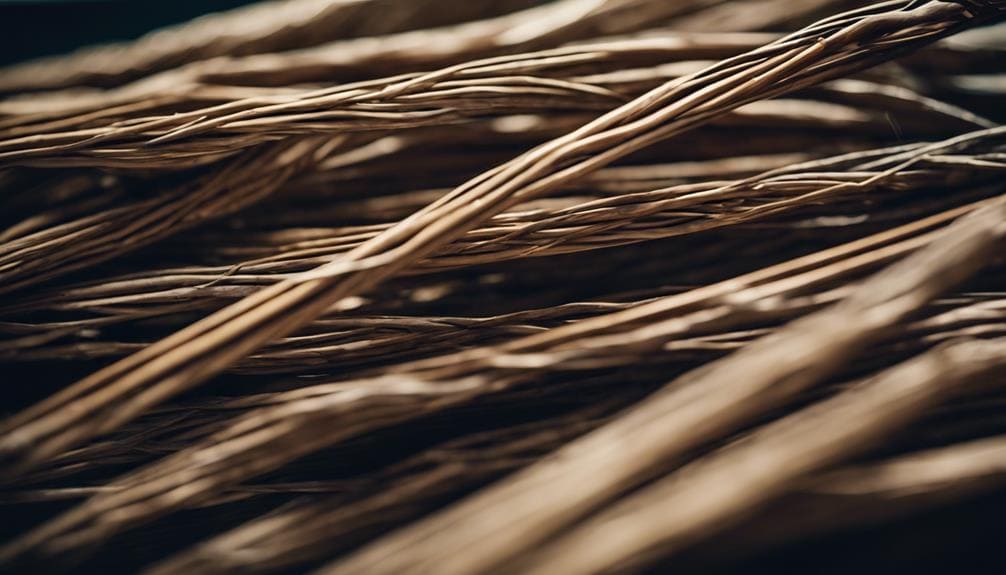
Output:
left=509, top=337, right=1006, bottom=574
left=318, top=199, right=1006, bottom=575
left=0, top=0, right=540, bottom=93
left=2, top=197, right=1001, bottom=565
left=3, top=0, right=997, bottom=478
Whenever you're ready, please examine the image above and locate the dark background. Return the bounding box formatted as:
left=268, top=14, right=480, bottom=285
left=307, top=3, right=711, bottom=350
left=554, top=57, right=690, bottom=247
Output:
left=0, top=1, right=262, bottom=66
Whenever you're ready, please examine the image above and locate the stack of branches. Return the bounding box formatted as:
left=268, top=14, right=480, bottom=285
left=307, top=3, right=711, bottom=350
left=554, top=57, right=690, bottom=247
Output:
left=1, top=1, right=1005, bottom=573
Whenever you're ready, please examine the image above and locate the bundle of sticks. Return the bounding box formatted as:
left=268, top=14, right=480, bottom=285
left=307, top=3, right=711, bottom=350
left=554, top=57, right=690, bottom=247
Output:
left=1, top=0, right=1005, bottom=573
